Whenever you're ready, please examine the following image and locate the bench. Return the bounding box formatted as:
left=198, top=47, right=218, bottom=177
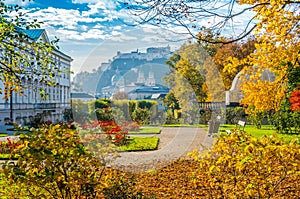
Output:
left=226, top=120, right=246, bottom=134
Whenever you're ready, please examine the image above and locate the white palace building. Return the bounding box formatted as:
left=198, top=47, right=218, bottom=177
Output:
left=0, top=29, right=72, bottom=125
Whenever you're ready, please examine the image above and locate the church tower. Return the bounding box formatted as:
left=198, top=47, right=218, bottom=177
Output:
left=146, top=71, right=156, bottom=86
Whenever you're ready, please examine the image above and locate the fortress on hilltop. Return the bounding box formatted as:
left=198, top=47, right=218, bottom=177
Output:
left=72, top=46, right=173, bottom=99
left=113, top=46, right=171, bottom=61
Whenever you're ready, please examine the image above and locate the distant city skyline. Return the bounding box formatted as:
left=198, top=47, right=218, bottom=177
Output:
left=7, top=0, right=254, bottom=75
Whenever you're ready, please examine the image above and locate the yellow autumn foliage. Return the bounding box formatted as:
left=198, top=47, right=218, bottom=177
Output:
left=225, top=1, right=300, bottom=112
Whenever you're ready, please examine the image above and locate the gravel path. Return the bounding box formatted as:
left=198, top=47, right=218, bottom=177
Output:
left=110, top=127, right=215, bottom=173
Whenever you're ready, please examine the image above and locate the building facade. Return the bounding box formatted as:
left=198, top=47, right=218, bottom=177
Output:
left=0, top=29, right=72, bottom=125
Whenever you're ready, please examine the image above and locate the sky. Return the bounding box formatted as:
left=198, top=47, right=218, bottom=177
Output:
left=4, top=0, right=254, bottom=75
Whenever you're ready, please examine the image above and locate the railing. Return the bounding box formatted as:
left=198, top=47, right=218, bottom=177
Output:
left=198, top=102, right=226, bottom=110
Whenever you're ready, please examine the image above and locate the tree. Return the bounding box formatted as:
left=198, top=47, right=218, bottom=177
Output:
left=125, top=0, right=300, bottom=129
left=124, top=0, right=300, bottom=43
left=162, top=92, right=180, bottom=111
left=0, top=2, right=64, bottom=99
left=213, top=38, right=256, bottom=90
left=222, top=1, right=300, bottom=113
left=113, top=91, right=129, bottom=100
left=165, top=43, right=208, bottom=103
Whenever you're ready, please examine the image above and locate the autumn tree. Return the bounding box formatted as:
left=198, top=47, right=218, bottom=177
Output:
left=164, top=43, right=207, bottom=115
left=124, top=1, right=299, bottom=42
left=0, top=2, right=64, bottom=99
left=222, top=2, right=299, bottom=114
left=124, top=0, right=300, bottom=112
left=213, top=38, right=256, bottom=90
left=162, top=92, right=180, bottom=119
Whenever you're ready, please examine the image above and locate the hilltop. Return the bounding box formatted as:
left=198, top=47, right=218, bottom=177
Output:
left=72, top=46, right=173, bottom=97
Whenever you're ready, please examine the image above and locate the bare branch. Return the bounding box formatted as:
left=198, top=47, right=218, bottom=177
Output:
left=123, top=0, right=300, bottom=43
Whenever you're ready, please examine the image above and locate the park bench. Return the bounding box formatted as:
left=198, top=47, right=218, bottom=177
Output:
left=226, top=120, right=246, bottom=134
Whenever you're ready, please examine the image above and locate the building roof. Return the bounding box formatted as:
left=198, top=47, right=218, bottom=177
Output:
left=129, top=84, right=169, bottom=94
left=71, top=92, right=95, bottom=99
left=17, top=27, right=72, bottom=61
left=23, top=29, right=45, bottom=41
left=151, top=93, right=167, bottom=99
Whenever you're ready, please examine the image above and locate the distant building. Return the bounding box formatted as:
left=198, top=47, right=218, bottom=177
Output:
left=0, top=28, right=72, bottom=125
left=89, top=46, right=173, bottom=97
left=151, top=93, right=167, bottom=110
left=129, top=84, right=169, bottom=100
left=100, top=67, right=170, bottom=100
left=113, top=46, right=172, bottom=61
left=71, top=92, right=96, bottom=102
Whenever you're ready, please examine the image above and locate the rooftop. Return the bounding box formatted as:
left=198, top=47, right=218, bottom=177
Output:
left=71, top=92, right=95, bottom=99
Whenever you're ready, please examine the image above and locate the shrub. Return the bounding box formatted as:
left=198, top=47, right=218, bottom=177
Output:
left=2, top=124, right=117, bottom=198
left=269, top=109, right=300, bottom=134
left=98, top=120, right=129, bottom=146
left=81, top=120, right=131, bottom=146
left=289, top=89, right=300, bottom=112
left=222, top=107, right=245, bottom=124
left=131, top=108, right=151, bottom=125
left=71, top=101, right=90, bottom=123
left=189, top=131, right=300, bottom=198
left=0, top=138, right=20, bottom=154
left=95, top=107, right=114, bottom=121
left=102, top=173, right=143, bottom=199
left=111, top=107, right=126, bottom=123
left=246, top=107, right=267, bottom=129
left=112, top=100, right=133, bottom=121
left=93, top=98, right=111, bottom=109
left=199, top=108, right=212, bottom=124
left=136, top=100, right=157, bottom=110
left=165, top=109, right=178, bottom=124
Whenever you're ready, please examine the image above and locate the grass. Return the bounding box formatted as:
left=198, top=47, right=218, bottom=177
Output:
left=219, top=124, right=300, bottom=142
left=118, top=137, right=159, bottom=151
left=128, top=127, right=161, bottom=134
left=163, top=124, right=207, bottom=128
left=0, top=134, right=8, bottom=137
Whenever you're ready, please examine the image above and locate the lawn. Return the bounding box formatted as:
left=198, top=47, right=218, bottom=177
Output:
left=219, top=124, right=300, bottom=142
left=118, top=136, right=159, bottom=151
left=128, top=127, right=161, bottom=134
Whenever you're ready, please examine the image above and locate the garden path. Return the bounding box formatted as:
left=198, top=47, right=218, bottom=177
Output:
left=110, top=127, right=215, bottom=173
left=0, top=127, right=216, bottom=172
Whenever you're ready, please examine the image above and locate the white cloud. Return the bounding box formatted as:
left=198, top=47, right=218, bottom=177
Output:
left=27, top=7, right=81, bottom=27
left=80, top=25, right=88, bottom=31
left=109, top=34, right=137, bottom=42
left=4, top=0, right=32, bottom=6
left=82, top=29, right=106, bottom=40
left=24, top=6, right=114, bottom=41
left=56, top=29, right=83, bottom=40
left=111, top=31, right=121, bottom=36
left=79, top=1, right=118, bottom=17
left=114, top=26, right=122, bottom=30
left=93, top=24, right=105, bottom=29
left=72, top=0, right=100, bottom=4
